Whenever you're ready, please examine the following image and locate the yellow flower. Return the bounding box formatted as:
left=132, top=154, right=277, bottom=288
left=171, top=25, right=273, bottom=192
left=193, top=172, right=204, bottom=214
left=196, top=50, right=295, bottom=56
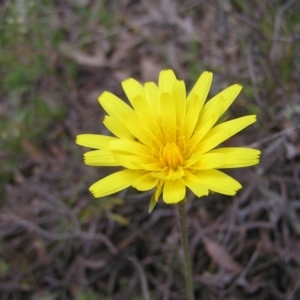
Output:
left=76, top=70, right=260, bottom=210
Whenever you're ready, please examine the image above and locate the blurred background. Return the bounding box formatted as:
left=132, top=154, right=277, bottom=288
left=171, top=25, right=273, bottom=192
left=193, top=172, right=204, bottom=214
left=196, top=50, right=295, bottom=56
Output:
left=1, top=0, right=300, bottom=299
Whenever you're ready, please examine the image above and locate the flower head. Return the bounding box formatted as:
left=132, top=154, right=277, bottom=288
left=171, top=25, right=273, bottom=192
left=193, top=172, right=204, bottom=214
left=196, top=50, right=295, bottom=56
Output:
left=76, top=70, right=260, bottom=211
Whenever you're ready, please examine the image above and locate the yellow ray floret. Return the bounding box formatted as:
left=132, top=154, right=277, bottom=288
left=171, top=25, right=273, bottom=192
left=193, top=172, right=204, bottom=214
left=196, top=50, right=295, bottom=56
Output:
left=76, top=69, right=261, bottom=211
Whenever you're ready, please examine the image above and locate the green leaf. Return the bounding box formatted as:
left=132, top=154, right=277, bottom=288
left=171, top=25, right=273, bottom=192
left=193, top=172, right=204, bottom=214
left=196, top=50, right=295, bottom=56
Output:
left=148, top=193, right=157, bottom=214
left=109, top=213, right=130, bottom=226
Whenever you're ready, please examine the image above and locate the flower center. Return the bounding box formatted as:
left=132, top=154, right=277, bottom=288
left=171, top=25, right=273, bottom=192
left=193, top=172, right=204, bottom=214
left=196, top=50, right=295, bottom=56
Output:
left=160, top=142, right=183, bottom=169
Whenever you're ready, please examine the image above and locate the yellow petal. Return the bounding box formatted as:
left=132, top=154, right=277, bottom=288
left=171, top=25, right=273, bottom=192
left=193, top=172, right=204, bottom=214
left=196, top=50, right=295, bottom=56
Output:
left=151, top=167, right=184, bottom=180
left=169, top=167, right=185, bottom=179
left=160, top=92, right=177, bottom=142
left=187, top=71, right=212, bottom=104
left=186, top=183, right=209, bottom=197
left=84, top=150, right=120, bottom=166
left=158, top=69, right=176, bottom=94
left=171, top=80, right=186, bottom=128
left=89, top=169, right=141, bottom=198
left=103, top=116, right=133, bottom=140
left=184, top=169, right=203, bottom=183
left=109, top=139, right=150, bottom=157
left=194, top=169, right=242, bottom=195
left=194, top=153, right=227, bottom=170
left=130, top=95, right=161, bottom=138
left=144, top=82, right=161, bottom=118
left=113, top=153, right=154, bottom=170
left=200, top=84, right=242, bottom=123
left=151, top=171, right=169, bottom=180
left=209, top=147, right=261, bottom=168
left=195, top=84, right=242, bottom=135
left=76, top=134, right=116, bottom=149
left=123, top=113, right=155, bottom=147
left=184, top=152, right=200, bottom=167
left=140, top=162, right=164, bottom=171
left=183, top=93, right=201, bottom=139
left=122, top=78, right=146, bottom=107
left=163, top=179, right=186, bottom=204
left=185, top=150, right=225, bottom=168
left=198, top=115, right=257, bottom=153
left=190, top=111, right=218, bottom=146
left=182, top=171, right=209, bottom=197
left=99, top=91, right=134, bottom=119
left=193, top=128, right=230, bottom=156
left=132, top=173, right=158, bottom=191
left=183, top=71, right=213, bottom=139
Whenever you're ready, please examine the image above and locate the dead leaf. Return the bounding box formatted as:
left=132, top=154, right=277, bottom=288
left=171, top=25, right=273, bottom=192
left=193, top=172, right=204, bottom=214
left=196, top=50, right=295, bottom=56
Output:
left=285, top=142, right=298, bottom=159
left=22, top=140, right=43, bottom=161
left=283, top=121, right=298, bottom=143
left=60, top=45, right=105, bottom=67
left=113, top=69, right=132, bottom=82
left=140, top=57, right=161, bottom=81
left=203, top=236, right=242, bottom=273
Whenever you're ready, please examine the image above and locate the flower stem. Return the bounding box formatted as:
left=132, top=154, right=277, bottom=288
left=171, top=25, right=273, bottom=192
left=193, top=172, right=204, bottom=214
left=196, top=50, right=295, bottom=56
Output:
left=178, top=200, right=195, bottom=300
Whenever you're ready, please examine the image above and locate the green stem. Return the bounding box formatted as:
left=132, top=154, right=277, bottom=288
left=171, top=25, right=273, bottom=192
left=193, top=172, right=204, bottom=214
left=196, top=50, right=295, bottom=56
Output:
left=178, top=200, right=195, bottom=300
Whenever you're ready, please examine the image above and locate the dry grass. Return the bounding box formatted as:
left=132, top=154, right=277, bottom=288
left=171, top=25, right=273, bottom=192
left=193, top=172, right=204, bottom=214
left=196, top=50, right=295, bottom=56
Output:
left=1, top=0, right=300, bottom=299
